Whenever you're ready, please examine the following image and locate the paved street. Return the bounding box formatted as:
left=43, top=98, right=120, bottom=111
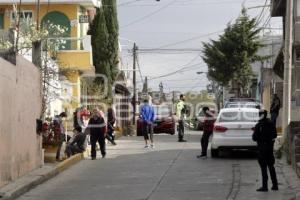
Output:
left=17, top=131, right=297, bottom=200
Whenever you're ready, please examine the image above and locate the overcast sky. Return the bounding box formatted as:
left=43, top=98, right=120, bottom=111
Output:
left=117, top=0, right=283, bottom=93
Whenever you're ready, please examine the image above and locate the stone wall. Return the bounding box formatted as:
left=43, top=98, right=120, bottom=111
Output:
left=286, top=122, right=300, bottom=177
left=0, top=55, right=43, bottom=187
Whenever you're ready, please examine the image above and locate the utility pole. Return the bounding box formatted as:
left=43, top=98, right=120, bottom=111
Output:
left=132, top=43, right=138, bottom=125
left=36, top=0, right=40, bottom=30
left=32, top=0, right=41, bottom=67
left=282, top=0, right=293, bottom=138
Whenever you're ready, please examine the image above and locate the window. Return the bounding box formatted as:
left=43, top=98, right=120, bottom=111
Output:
left=10, top=10, right=33, bottom=25
left=0, top=13, right=4, bottom=29
left=154, top=106, right=171, bottom=117
left=219, top=112, right=259, bottom=122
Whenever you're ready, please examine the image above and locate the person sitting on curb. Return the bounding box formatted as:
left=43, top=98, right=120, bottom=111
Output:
left=65, top=126, right=87, bottom=158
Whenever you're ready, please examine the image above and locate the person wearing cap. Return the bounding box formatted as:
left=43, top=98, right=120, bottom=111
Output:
left=252, top=110, right=278, bottom=192
left=65, top=126, right=87, bottom=157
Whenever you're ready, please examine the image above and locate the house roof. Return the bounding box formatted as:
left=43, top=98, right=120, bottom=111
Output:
left=0, top=0, right=100, bottom=7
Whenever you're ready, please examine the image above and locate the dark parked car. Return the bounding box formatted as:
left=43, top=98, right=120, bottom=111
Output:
left=137, top=105, right=175, bottom=136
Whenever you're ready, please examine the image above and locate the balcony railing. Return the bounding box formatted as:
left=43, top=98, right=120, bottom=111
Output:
left=46, top=36, right=92, bottom=52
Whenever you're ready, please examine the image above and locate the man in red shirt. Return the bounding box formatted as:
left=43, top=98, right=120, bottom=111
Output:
left=197, top=107, right=215, bottom=159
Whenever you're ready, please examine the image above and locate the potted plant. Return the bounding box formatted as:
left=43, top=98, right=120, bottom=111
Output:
left=41, top=119, right=61, bottom=163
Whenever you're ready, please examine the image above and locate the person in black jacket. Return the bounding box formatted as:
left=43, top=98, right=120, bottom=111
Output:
left=65, top=126, right=87, bottom=157
left=87, top=108, right=107, bottom=160
left=252, top=110, right=278, bottom=192
left=270, top=94, right=281, bottom=125
left=197, top=107, right=215, bottom=159
left=106, top=107, right=117, bottom=145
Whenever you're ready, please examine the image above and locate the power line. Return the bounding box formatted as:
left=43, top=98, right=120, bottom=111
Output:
left=255, top=0, right=268, bottom=26
left=137, top=48, right=203, bottom=54
left=136, top=78, right=202, bottom=83
left=121, top=0, right=177, bottom=28
left=121, top=30, right=223, bottom=52
left=117, top=0, right=146, bottom=7
left=261, top=16, right=271, bottom=29
left=149, top=62, right=206, bottom=80
left=148, top=54, right=202, bottom=80
left=124, top=48, right=204, bottom=55
left=155, top=30, right=223, bottom=49
left=138, top=48, right=203, bottom=51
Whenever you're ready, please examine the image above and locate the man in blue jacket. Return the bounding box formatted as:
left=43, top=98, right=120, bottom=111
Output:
left=140, top=99, right=155, bottom=148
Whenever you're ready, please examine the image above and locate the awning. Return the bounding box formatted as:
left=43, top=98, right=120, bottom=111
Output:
left=271, top=0, right=285, bottom=17
left=114, top=83, right=130, bottom=95
left=273, top=47, right=284, bottom=79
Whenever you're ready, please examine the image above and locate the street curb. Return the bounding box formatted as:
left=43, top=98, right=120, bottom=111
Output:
left=0, top=153, right=84, bottom=200
left=56, top=153, right=84, bottom=173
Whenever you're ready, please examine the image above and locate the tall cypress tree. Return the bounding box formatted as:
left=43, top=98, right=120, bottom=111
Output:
left=89, top=2, right=120, bottom=99
left=103, top=0, right=119, bottom=82
left=90, top=7, right=112, bottom=97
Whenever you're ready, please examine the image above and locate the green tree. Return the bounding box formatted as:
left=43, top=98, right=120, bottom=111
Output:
left=89, top=7, right=112, bottom=98
left=90, top=7, right=109, bottom=75
left=103, top=0, right=119, bottom=82
left=202, top=8, right=265, bottom=97
left=89, top=1, right=120, bottom=100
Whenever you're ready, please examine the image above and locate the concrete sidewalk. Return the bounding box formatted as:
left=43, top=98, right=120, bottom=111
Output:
left=0, top=153, right=83, bottom=200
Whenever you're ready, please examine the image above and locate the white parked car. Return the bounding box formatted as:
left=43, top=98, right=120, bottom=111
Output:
left=211, top=108, right=259, bottom=157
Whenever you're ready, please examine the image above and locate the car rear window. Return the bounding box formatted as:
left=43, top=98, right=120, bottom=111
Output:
left=219, top=111, right=259, bottom=122
left=154, top=107, right=170, bottom=116
left=226, top=103, right=259, bottom=109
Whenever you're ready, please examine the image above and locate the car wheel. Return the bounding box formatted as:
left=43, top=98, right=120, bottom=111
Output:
left=211, top=148, right=219, bottom=158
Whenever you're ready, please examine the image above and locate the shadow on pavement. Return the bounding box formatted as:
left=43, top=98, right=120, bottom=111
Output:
left=214, top=149, right=258, bottom=160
